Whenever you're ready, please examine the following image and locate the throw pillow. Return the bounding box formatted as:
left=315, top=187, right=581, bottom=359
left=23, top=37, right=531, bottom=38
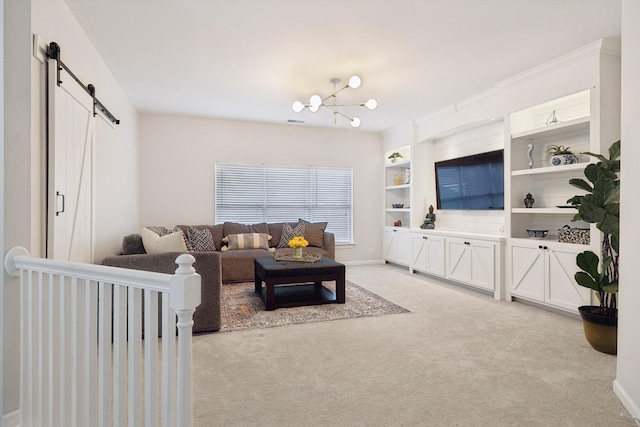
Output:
left=221, top=233, right=273, bottom=251
left=122, top=234, right=146, bottom=255
left=140, top=227, right=188, bottom=255
left=299, top=219, right=327, bottom=248
left=186, top=226, right=215, bottom=252
left=277, top=222, right=306, bottom=248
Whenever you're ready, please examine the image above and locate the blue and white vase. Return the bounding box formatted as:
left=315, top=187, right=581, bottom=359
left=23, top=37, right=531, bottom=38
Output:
left=550, top=154, right=578, bottom=166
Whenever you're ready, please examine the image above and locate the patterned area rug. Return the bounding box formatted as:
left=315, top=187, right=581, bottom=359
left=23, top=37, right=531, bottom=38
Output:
left=219, top=281, right=409, bottom=332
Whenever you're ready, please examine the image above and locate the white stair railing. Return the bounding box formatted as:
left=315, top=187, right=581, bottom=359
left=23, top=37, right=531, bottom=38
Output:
left=4, top=247, right=201, bottom=427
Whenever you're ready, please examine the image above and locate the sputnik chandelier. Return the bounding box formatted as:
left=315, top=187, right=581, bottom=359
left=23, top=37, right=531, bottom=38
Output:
left=291, top=75, right=378, bottom=128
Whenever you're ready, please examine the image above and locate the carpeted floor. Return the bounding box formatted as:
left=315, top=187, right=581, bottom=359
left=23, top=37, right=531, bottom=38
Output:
left=218, top=280, right=409, bottom=332
left=193, top=264, right=632, bottom=426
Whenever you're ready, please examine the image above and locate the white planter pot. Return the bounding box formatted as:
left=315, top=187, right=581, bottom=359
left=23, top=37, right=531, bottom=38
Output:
left=549, top=153, right=578, bottom=166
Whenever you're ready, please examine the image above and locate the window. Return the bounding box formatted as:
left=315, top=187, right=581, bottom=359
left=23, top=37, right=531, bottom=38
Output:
left=215, top=163, right=353, bottom=243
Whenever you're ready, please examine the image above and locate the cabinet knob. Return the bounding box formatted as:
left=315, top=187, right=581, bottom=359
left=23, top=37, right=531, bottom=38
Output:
left=393, top=229, right=397, bottom=232
left=538, top=245, right=543, bottom=249
left=423, top=236, right=428, bottom=240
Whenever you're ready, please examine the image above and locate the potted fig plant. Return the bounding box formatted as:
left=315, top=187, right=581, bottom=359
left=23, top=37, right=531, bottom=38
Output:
left=566, top=140, right=620, bottom=354
left=547, top=144, right=578, bottom=166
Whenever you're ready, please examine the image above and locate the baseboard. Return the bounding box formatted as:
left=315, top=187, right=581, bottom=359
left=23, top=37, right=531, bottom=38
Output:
left=341, top=259, right=385, bottom=266
left=3, top=409, right=20, bottom=427
left=614, top=379, right=640, bottom=422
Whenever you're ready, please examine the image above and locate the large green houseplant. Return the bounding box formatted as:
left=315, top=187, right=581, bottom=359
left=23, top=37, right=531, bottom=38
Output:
left=567, top=140, right=620, bottom=354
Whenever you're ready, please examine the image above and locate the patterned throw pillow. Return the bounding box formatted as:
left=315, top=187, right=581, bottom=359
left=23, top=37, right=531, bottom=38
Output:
left=221, top=233, right=273, bottom=251
left=299, top=219, right=327, bottom=248
left=277, top=223, right=306, bottom=248
left=186, top=226, right=215, bottom=252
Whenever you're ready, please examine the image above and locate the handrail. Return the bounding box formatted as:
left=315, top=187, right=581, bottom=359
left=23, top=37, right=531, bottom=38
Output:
left=5, top=246, right=173, bottom=291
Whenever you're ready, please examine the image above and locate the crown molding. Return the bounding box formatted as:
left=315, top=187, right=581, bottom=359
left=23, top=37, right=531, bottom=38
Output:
left=495, top=38, right=618, bottom=91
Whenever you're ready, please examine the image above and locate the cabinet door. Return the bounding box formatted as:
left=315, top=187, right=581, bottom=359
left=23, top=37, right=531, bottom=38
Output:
left=384, top=229, right=410, bottom=266
left=411, top=236, right=428, bottom=273
left=468, top=240, right=495, bottom=290
left=425, top=235, right=445, bottom=277
left=396, top=231, right=412, bottom=266
left=510, top=243, right=545, bottom=302
left=546, top=246, right=591, bottom=311
left=383, top=229, right=398, bottom=262
left=446, top=238, right=471, bottom=283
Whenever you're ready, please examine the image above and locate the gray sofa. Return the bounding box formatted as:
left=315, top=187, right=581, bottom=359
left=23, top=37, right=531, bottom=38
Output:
left=101, top=221, right=335, bottom=333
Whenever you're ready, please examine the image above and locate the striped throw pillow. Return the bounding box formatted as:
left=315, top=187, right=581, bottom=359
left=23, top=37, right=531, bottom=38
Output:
left=223, top=233, right=272, bottom=250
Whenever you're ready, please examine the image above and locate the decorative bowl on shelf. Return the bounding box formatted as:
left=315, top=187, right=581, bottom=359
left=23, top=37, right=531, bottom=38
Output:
left=392, top=203, right=404, bottom=208
left=526, top=229, right=549, bottom=239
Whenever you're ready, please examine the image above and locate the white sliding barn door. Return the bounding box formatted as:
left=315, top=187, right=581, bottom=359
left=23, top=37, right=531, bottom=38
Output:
left=47, top=60, right=95, bottom=262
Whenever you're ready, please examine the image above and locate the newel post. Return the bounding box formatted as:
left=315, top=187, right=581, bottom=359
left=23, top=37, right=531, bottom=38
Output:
left=170, top=254, right=201, bottom=427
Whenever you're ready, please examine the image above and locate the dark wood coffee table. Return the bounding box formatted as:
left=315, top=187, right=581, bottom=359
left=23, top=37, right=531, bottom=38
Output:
left=254, top=257, right=346, bottom=311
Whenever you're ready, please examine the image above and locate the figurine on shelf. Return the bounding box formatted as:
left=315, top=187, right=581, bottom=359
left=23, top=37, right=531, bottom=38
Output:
left=420, top=205, right=436, bottom=229
left=393, top=220, right=402, bottom=227
left=527, top=142, right=534, bottom=169
left=524, top=193, right=535, bottom=208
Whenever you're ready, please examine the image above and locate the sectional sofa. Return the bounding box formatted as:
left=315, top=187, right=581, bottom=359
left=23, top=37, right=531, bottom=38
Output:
left=101, top=221, right=335, bottom=333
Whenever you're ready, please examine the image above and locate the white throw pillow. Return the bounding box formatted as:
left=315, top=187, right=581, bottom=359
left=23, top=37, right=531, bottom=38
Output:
left=141, top=227, right=188, bottom=254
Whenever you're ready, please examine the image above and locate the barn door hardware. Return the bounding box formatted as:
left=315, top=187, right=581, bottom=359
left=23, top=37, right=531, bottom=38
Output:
left=46, top=42, right=120, bottom=125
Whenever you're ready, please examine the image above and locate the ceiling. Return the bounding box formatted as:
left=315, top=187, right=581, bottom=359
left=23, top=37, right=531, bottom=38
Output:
left=62, top=0, right=621, bottom=133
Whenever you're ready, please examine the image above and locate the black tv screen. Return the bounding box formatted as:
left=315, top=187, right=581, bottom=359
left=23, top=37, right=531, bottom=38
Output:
left=435, top=149, right=504, bottom=210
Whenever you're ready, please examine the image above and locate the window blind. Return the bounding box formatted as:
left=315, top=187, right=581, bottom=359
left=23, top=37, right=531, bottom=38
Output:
left=215, top=163, right=353, bottom=243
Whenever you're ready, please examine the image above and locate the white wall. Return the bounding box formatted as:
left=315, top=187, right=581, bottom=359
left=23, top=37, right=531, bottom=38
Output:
left=3, top=0, right=140, bottom=420
left=3, top=0, right=32, bottom=419
left=138, top=115, right=383, bottom=263
left=614, top=0, right=640, bottom=418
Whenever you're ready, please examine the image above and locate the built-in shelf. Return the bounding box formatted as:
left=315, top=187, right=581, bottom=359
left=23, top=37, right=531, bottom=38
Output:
left=386, top=208, right=411, bottom=212
left=385, top=159, right=411, bottom=168
left=512, top=162, right=585, bottom=176
left=511, top=116, right=590, bottom=140
left=385, top=184, right=410, bottom=190
left=512, top=208, right=577, bottom=214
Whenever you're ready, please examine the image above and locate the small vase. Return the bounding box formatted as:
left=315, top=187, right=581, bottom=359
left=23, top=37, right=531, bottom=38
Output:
left=292, top=246, right=303, bottom=259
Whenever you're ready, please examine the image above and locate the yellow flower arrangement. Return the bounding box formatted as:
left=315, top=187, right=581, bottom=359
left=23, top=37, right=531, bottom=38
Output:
left=288, top=236, right=309, bottom=248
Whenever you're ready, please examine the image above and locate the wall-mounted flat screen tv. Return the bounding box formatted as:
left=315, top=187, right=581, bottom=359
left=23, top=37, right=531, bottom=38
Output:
left=435, top=149, right=504, bottom=210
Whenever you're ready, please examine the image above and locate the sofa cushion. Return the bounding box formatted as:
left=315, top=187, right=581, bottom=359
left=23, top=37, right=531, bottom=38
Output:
left=186, top=226, right=215, bottom=252
left=277, top=222, right=305, bottom=248
left=141, top=227, right=188, bottom=254
left=299, top=219, right=328, bottom=248
left=222, top=233, right=272, bottom=251
left=218, top=248, right=273, bottom=283
left=223, top=221, right=269, bottom=236
left=122, top=234, right=146, bottom=255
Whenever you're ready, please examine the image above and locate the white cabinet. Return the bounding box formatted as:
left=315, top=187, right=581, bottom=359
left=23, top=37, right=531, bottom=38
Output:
left=446, top=237, right=496, bottom=292
left=410, top=233, right=445, bottom=277
left=509, top=240, right=591, bottom=313
left=383, top=228, right=411, bottom=266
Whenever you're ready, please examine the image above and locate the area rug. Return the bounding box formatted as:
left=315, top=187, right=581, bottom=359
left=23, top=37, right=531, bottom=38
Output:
left=218, top=281, right=409, bottom=332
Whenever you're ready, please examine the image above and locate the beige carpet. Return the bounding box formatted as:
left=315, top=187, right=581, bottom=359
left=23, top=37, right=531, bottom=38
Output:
left=219, top=280, right=409, bottom=332
left=193, top=264, right=632, bottom=427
